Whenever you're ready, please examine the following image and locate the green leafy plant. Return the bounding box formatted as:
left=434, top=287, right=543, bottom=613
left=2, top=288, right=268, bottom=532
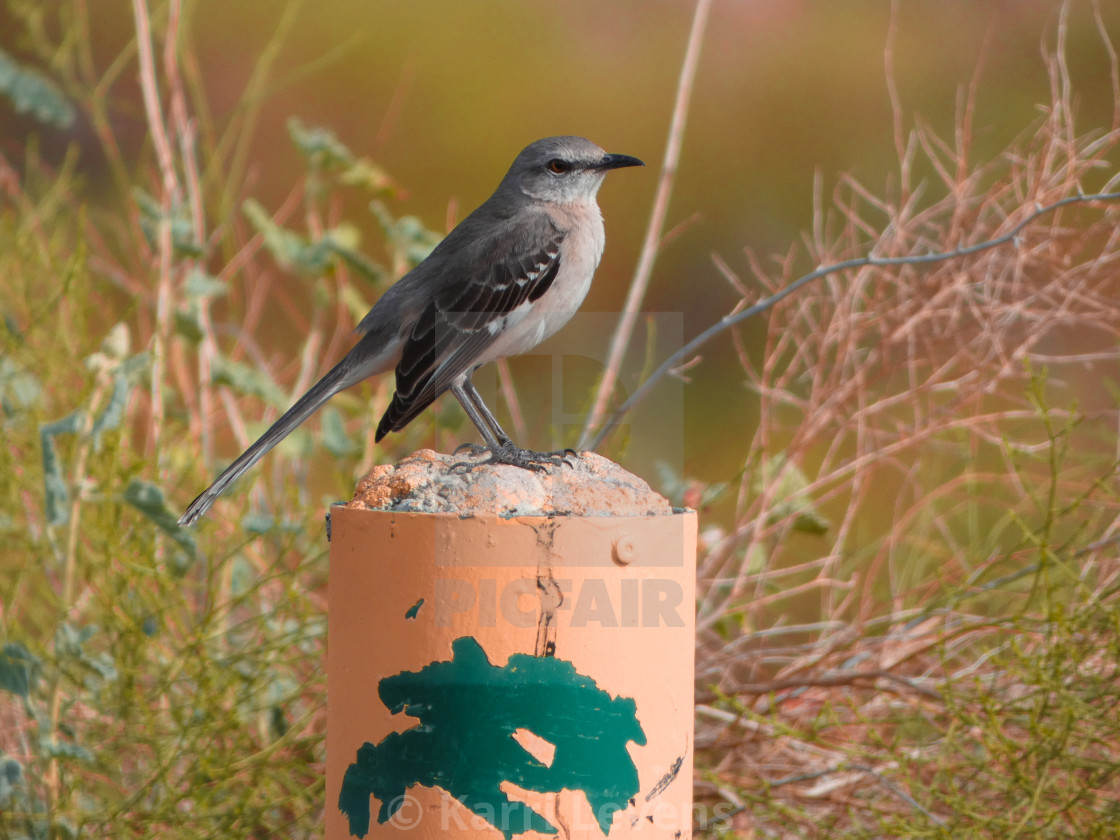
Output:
left=0, top=3, right=442, bottom=838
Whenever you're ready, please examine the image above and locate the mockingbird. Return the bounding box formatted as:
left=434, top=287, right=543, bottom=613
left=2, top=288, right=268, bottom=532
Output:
left=178, top=135, right=643, bottom=526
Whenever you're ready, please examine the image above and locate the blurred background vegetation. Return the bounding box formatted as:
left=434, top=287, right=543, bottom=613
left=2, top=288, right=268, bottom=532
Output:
left=3, top=0, right=1120, bottom=837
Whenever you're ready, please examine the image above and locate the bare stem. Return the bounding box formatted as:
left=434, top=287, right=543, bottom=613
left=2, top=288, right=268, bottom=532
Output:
left=132, top=0, right=180, bottom=471
left=43, top=372, right=112, bottom=822
left=578, top=0, right=712, bottom=450
left=586, top=190, right=1120, bottom=451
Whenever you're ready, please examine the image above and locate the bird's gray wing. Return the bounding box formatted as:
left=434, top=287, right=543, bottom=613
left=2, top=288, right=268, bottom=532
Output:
left=374, top=214, right=565, bottom=440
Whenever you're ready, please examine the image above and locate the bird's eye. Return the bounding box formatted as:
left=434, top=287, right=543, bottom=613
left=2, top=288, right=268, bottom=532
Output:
left=547, top=159, right=570, bottom=174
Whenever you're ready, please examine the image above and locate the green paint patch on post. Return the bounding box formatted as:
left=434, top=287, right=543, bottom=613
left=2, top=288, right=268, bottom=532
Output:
left=404, top=598, right=424, bottom=620
left=338, top=636, right=647, bottom=838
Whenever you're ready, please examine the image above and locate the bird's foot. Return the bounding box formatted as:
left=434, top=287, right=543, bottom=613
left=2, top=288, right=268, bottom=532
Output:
left=450, top=442, right=580, bottom=473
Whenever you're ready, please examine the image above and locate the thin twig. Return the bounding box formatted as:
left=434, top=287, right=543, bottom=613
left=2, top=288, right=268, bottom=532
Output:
left=162, top=0, right=216, bottom=468
left=848, top=764, right=947, bottom=825
left=586, top=190, right=1120, bottom=450
left=700, top=668, right=941, bottom=701
left=578, top=0, right=712, bottom=449
left=132, top=0, right=179, bottom=469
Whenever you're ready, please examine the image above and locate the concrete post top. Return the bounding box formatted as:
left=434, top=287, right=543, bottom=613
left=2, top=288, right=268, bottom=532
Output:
left=345, top=450, right=678, bottom=518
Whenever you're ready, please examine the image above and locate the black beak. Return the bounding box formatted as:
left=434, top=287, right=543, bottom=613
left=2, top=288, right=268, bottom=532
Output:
left=597, top=153, right=645, bottom=171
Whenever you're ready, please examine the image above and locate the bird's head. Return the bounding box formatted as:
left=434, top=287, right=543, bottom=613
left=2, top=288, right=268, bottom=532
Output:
left=503, top=136, right=644, bottom=204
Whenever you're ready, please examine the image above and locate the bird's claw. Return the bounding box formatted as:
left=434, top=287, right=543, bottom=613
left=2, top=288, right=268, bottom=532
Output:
left=449, top=443, right=582, bottom=473
left=452, top=441, right=489, bottom=456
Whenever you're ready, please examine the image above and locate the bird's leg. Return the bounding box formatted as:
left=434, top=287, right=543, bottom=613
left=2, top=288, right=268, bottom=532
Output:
left=449, top=378, right=578, bottom=472
left=453, top=377, right=512, bottom=447
left=449, top=379, right=507, bottom=463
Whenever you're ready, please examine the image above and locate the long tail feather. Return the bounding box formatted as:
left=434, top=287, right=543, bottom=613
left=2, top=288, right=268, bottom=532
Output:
left=178, top=361, right=351, bottom=527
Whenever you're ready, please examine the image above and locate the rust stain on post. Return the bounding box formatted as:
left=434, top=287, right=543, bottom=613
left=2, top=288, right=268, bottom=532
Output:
left=527, top=519, right=563, bottom=658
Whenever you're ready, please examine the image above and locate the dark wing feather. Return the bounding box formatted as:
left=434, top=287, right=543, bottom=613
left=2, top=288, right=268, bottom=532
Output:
left=374, top=219, right=565, bottom=440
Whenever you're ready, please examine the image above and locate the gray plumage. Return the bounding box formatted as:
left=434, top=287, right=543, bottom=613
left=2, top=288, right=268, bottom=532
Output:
left=178, top=136, right=643, bottom=527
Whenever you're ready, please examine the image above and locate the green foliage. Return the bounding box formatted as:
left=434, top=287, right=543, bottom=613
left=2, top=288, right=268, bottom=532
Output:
left=369, top=201, right=444, bottom=269
left=38, top=412, right=80, bottom=527
left=209, top=353, right=290, bottom=410
left=0, top=7, right=448, bottom=839
left=121, top=480, right=198, bottom=565
left=0, top=47, right=74, bottom=128
left=751, top=453, right=830, bottom=536
left=320, top=407, right=359, bottom=457
left=287, top=117, right=398, bottom=195
left=894, top=385, right=1120, bottom=839
left=0, top=356, right=42, bottom=418
left=655, top=460, right=731, bottom=511
left=0, top=643, right=38, bottom=704
left=243, top=119, right=398, bottom=283
left=133, top=189, right=204, bottom=257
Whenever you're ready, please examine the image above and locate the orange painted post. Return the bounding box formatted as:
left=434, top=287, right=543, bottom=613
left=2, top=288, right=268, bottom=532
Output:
left=325, top=452, right=697, bottom=839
